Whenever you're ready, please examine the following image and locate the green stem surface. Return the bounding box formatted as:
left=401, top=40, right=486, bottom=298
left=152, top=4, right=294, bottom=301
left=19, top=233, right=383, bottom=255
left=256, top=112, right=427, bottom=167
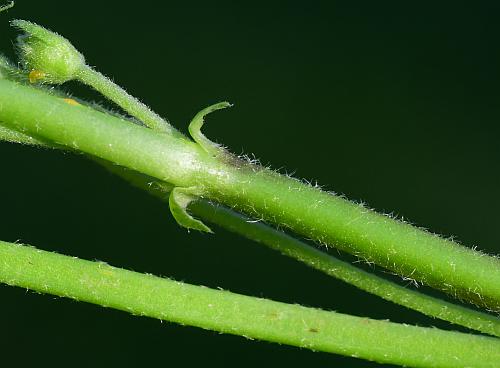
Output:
left=113, top=166, right=500, bottom=337
left=0, top=123, right=49, bottom=146
left=0, top=78, right=499, bottom=312
left=206, top=163, right=500, bottom=312
left=192, top=201, right=500, bottom=337
left=0, top=239, right=499, bottom=368
left=77, top=66, right=180, bottom=136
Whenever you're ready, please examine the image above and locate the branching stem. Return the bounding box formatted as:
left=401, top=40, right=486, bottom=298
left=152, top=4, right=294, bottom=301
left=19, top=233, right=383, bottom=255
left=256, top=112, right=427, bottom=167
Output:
left=0, top=78, right=498, bottom=312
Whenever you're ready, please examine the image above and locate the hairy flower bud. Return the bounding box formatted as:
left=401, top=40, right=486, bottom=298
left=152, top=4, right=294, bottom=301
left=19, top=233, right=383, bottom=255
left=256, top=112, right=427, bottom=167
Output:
left=11, top=19, right=85, bottom=84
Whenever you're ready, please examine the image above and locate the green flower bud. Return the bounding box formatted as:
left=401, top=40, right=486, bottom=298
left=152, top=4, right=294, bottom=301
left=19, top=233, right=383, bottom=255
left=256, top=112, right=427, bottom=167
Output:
left=11, top=19, right=85, bottom=84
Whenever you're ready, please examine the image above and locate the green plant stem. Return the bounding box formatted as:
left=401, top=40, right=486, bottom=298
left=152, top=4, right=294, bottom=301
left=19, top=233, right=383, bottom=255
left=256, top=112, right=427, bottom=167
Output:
left=73, top=56, right=500, bottom=334
left=109, top=166, right=500, bottom=337
left=0, top=123, right=50, bottom=146
left=193, top=202, right=500, bottom=337
left=77, top=66, right=180, bottom=137
left=0, top=240, right=499, bottom=368
left=1, top=127, right=497, bottom=339
left=0, top=78, right=499, bottom=312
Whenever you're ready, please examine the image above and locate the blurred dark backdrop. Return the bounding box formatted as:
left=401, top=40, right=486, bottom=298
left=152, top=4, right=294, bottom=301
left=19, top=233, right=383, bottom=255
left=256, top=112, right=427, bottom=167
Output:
left=1, top=1, right=499, bottom=367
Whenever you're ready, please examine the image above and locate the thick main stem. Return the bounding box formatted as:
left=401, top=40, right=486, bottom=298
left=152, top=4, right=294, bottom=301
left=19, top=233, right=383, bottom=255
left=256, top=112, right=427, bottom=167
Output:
left=203, top=164, right=500, bottom=312
left=0, top=78, right=499, bottom=311
left=1, top=240, right=499, bottom=368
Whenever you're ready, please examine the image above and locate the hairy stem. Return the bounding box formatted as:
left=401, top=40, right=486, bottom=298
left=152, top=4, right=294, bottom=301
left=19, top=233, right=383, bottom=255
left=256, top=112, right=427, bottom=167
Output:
left=0, top=239, right=499, bottom=368
left=77, top=66, right=180, bottom=136
left=194, top=202, right=500, bottom=337
left=0, top=78, right=499, bottom=312
left=0, top=123, right=50, bottom=146
left=1, top=128, right=497, bottom=338
left=109, top=165, right=500, bottom=337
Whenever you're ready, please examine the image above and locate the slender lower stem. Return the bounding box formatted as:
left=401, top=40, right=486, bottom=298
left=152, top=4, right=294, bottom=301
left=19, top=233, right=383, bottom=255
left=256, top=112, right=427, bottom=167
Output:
left=0, top=239, right=499, bottom=368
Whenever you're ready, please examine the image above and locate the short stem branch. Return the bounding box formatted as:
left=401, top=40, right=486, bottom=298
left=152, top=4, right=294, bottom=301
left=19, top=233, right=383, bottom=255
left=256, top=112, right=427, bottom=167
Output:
left=77, top=66, right=180, bottom=136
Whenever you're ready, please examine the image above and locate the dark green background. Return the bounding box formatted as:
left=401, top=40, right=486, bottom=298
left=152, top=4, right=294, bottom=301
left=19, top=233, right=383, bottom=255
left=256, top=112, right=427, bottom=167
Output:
left=1, top=1, right=499, bottom=367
